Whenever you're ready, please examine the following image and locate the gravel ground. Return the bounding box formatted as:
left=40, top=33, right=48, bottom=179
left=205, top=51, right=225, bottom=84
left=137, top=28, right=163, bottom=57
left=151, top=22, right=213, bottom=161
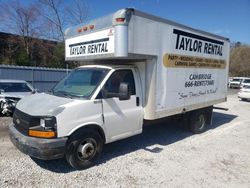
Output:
left=0, top=91, right=250, bottom=188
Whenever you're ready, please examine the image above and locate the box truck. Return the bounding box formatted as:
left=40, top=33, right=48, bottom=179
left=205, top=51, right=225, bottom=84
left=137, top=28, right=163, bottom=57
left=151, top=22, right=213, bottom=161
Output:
left=9, top=8, right=230, bottom=169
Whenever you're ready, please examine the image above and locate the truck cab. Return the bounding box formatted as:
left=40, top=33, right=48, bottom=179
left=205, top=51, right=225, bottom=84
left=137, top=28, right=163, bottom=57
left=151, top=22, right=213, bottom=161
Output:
left=10, top=64, right=143, bottom=169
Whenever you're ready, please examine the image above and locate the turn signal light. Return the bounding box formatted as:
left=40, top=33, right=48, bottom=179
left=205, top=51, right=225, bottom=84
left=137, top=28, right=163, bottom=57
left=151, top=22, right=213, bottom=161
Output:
left=29, top=130, right=56, bottom=138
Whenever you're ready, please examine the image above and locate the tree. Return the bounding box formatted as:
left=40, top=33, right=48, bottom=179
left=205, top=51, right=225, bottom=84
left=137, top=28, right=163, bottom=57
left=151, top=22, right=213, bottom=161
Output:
left=48, top=42, right=65, bottom=67
left=0, top=34, right=20, bottom=65
left=15, top=48, right=29, bottom=66
left=65, top=0, right=88, bottom=25
left=230, top=44, right=250, bottom=77
left=38, top=0, right=65, bottom=41
left=0, top=0, right=88, bottom=67
left=38, top=0, right=88, bottom=41
left=1, top=0, right=44, bottom=65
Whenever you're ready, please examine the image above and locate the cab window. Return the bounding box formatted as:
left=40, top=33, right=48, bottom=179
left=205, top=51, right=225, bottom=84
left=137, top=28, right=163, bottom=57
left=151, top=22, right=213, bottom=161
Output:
left=104, top=70, right=136, bottom=97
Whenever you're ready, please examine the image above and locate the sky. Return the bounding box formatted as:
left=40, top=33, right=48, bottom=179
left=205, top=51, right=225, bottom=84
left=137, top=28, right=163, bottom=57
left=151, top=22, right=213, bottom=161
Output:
left=84, top=0, right=250, bottom=44
left=1, top=0, right=250, bottom=44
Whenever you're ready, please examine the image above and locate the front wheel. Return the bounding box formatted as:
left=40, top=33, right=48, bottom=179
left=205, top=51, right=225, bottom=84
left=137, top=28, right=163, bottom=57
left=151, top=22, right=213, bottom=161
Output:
left=65, top=130, right=103, bottom=170
left=0, top=101, right=4, bottom=116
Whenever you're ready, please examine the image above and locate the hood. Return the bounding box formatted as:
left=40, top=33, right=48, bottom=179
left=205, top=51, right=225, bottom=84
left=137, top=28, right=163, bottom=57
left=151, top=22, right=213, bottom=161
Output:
left=16, top=93, right=74, bottom=116
left=0, top=92, right=33, bottom=99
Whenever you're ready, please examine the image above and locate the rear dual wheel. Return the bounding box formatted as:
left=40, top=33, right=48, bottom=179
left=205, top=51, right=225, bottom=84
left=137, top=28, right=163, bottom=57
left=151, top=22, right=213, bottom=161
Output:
left=189, top=111, right=207, bottom=133
left=188, top=107, right=212, bottom=134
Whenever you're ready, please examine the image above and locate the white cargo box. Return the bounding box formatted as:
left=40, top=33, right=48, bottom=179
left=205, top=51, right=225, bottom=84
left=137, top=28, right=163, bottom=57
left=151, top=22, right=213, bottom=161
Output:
left=65, top=8, right=230, bottom=120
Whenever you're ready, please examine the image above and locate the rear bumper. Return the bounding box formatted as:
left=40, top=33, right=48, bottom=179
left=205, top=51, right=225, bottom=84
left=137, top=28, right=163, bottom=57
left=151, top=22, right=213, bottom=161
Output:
left=9, top=124, right=68, bottom=160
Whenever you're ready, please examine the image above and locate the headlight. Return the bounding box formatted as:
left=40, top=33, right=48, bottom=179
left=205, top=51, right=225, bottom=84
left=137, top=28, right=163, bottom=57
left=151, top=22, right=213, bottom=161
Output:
left=0, top=97, right=6, bottom=103
left=29, top=116, right=57, bottom=138
left=40, top=117, right=57, bottom=129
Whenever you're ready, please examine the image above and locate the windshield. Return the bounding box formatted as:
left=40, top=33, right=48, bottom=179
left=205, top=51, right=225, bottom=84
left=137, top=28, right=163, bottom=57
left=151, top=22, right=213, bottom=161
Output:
left=243, top=85, right=250, bottom=89
left=243, top=79, right=250, bottom=83
left=52, top=68, right=108, bottom=99
left=232, top=79, right=241, bottom=82
left=0, top=82, right=32, bottom=92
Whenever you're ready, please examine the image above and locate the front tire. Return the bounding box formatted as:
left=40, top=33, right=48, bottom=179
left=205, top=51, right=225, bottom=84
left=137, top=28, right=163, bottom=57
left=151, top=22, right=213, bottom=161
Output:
left=65, top=129, right=103, bottom=170
left=0, top=101, right=4, bottom=116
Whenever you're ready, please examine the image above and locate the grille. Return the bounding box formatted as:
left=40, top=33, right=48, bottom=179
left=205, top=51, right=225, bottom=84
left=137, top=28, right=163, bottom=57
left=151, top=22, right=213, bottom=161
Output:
left=13, top=108, right=40, bottom=135
left=5, top=97, right=21, bottom=102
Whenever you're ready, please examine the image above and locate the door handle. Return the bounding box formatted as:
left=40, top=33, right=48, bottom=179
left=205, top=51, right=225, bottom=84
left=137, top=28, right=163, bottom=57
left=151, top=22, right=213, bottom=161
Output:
left=136, top=97, right=140, bottom=106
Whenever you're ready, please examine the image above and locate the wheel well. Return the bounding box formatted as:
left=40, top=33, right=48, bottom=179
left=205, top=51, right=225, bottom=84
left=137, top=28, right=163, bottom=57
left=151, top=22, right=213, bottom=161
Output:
left=190, top=106, right=213, bottom=120
left=69, top=125, right=106, bottom=143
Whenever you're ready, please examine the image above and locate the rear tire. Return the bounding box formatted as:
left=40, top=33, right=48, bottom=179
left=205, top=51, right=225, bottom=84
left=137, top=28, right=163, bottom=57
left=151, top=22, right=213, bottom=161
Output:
left=189, top=109, right=211, bottom=134
left=65, top=129, right=103, bottom=170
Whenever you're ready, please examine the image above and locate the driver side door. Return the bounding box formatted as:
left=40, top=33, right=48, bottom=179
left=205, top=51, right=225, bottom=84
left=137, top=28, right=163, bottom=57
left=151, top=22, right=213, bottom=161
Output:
left=102, top=69, right=143, bottom=142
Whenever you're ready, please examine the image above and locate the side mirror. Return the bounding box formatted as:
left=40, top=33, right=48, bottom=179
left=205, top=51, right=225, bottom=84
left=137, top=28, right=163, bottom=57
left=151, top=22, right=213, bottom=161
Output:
left=101, top=82, right=131, bottom=100
left=102, top=89, right=118, bottom=98
left=118, top=82, right=131, bottom=101
left=32, top=89, right=39, bottom=94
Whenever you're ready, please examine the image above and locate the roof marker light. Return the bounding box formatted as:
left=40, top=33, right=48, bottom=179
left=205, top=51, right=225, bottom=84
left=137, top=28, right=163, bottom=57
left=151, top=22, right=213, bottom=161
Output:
left=77, top=28, right=82, bottom=33
left=83, top=26, right=88, bottom=31
left=116, top=18, right=125, bottom=22
left=89, top=25, right=94, bottom=30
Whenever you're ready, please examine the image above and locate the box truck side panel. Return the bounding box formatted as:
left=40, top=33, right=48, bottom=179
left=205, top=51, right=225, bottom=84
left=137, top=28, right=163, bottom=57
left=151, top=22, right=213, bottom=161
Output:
left=156, top=25, right=229, bottom=118
left=128, top=15, right=166, bottom=56
left=128, top=14, right=229, bottom=119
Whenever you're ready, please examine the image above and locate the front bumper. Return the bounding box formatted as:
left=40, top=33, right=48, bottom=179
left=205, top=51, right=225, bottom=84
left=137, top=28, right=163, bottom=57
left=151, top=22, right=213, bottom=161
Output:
left=9, top=124, right=68, bottom=160
left=230, top=84, right=240, bottom=88
left=238, top=92, right=250, bottom=100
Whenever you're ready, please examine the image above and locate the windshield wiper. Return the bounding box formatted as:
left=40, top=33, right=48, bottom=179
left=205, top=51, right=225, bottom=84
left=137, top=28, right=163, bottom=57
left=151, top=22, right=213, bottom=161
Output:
left=54, top=90, right=73, bottom=98
left=46, top=90, right=54, bottom=95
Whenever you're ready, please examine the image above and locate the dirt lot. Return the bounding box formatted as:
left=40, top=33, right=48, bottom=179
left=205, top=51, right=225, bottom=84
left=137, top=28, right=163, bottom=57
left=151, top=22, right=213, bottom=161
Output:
left=0, top=91, right=250, bottom=187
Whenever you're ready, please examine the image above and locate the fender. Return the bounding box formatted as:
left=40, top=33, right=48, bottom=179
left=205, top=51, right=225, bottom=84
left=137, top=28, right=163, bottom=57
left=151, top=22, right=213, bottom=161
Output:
left=67, top=122, right=106, bottom=143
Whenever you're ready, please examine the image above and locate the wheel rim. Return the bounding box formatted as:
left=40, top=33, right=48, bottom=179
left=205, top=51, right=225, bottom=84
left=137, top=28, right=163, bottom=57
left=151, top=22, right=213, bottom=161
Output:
left=196, top=114, right=206, bottom=130
left=77, top=138, right=97, bottom=161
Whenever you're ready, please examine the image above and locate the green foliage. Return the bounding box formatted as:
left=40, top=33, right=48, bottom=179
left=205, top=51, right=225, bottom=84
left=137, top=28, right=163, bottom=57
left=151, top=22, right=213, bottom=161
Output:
left=0, top=57, right=9, bottom=65
left=47, top=42, right=65, bottom=68
left=15, top=48, right=29, bottom=66
left=47, top=42, right=79, bottom=69
left=0, top=39, right=79, bottom=69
